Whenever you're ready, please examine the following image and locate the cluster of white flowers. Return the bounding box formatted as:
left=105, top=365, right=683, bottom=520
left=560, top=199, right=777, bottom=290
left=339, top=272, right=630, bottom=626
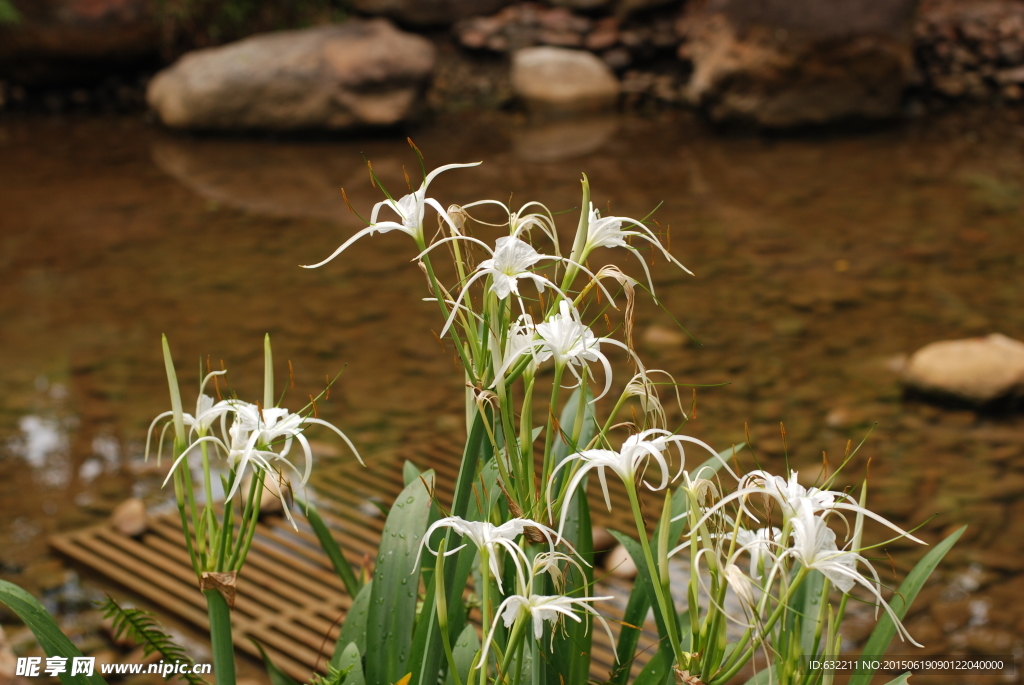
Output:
left=303, top=160, right=930, bottom=683
left=148, top=343, right=360, bottom=535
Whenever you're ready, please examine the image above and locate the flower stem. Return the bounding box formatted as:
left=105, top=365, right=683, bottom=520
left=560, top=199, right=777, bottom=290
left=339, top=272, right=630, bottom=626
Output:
left=541, top=364, right=566, bottom=487
left=479, top=549, right=494, bottom=681
left=498, top=617, right=528, bottom=685
left=711, top=567, right=809, bottom=685
left=626, top=483, right=684, bottom=669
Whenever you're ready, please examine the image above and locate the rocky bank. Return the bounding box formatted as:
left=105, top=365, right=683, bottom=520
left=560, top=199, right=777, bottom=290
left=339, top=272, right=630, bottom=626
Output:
left=3, top=0, right=1024, bottom=126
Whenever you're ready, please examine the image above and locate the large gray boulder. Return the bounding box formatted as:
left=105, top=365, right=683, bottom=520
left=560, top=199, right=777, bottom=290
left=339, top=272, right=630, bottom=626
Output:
left=512, top=46, right=620, bottom=113
left=146, top=19, right=435, bottom=130
left=351, top=0, right=511, bottom=27
left=681, top=0, right=916, bottom=127
left=902, top=333, right=1024, bottom=405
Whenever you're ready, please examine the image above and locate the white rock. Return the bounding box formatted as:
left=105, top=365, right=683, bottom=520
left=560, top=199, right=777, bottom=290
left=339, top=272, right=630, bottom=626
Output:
left=902, top=333, right=1024, bottom=404
left=511, top=46, right=620, bottom=114
left=147, top=20, right=434, bottom=130
left=110, top=498, right=147, bottom=537
left=603, top=543, right=638, bottom=579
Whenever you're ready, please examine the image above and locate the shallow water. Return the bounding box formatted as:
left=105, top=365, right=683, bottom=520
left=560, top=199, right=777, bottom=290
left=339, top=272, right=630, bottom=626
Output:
left=1, top=109, right=1023, bottom=682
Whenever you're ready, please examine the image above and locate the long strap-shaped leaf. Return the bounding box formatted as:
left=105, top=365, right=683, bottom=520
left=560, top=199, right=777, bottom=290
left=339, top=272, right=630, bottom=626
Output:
left=408, top=409, right=492, bottom=685
left=847, top=525, right=965, bottom=685
left=365, top=470, right=436, bottom=685
left=332, top=581, right=372, bottom=667
left=0, top=580, right=108, bottom=685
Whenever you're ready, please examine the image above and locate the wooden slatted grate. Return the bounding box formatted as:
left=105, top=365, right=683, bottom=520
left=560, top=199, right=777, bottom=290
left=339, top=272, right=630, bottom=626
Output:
left=51, top=434, right=661, bottom=682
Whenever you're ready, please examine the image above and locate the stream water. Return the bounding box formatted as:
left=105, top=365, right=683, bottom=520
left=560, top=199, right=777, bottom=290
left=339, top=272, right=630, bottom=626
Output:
left=1, top=109, right=1023, bottom=684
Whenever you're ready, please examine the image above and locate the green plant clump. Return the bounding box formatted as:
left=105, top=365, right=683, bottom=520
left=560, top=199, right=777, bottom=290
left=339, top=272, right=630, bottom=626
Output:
left=0, top=148, right=964, bottom=685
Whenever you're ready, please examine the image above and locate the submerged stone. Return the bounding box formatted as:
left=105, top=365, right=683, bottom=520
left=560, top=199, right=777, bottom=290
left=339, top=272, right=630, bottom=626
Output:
left=902, top=333, right=1024, bottom=405
left=109, top=497, right=147, bottom=537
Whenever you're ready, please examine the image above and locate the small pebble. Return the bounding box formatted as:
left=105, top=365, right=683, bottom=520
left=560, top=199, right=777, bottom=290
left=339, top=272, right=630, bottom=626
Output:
left=110, top=498, right=148, bottom=537
left=603, top=544, right=637, bottom=579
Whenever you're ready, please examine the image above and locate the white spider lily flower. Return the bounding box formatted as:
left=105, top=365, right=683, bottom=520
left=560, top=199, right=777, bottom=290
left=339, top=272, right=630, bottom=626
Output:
left=685, top=470, right=925, bottom=545
left=159, top=399, right=360, bottom=509
left=478, top=593, right=614, bottom=669
left=549, top=428, right=720, bottom=538
left=223, top=401, right=361, bottom=502
left=723, top=563, right=758, bottom=620
left=480, top=236, right=551, bottom=299
left=735, top=526, right=782, bottom=579
left=499, top=314, right=540, bottom=375
left=623, top=372, right=667, bottom=427
left=782, top=503, right=923, bottom=647
left=581, top=202, right=692, bottom=297
left=496, top=300, right=628, bottom=401
left=461, top=198, right=562, bottom=254
left=144, top=371, right=230, bottom=463
left=528, top=552, right=587, bottom=594
left=302, top=162, right=480, bottom=268
left=429, top=237, right=613, bottom=338
left=417, top=516, right=559, bottom=592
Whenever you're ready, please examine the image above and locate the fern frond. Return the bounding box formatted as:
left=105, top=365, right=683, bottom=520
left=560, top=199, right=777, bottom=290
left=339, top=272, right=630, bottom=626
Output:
left=99, top=595, right=208, bottom=685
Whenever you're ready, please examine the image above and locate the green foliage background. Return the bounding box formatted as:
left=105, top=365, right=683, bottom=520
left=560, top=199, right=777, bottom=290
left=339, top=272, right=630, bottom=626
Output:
left=0, top=0, right=20, bottom=24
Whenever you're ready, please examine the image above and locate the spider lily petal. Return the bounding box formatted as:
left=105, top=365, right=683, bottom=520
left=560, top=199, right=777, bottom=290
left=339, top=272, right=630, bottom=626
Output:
left=500, top=300, right=627, bottom=402
left=784, top=503, right=923, bottom=647
left=550, top=428, right=713, bottom=538
left=416, top=516, right=560, bottom=592
left=302, top=162, right=480, bottom=268
left=478, top=593, right=615, bottom=669
left=581, top=202, right=693, bottom=298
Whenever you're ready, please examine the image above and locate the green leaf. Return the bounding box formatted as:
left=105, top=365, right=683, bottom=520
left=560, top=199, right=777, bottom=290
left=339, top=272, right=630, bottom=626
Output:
left=633, top=649, right=671, bottom=685
left=403, top=460, right=421, bottom=487
left=444, top=624, right=479, bottom=685
left=881, top=673, right=912, bottom=685
left=365, top=470, right=436, bottom=685
left=549, top=387, right=597, bottom=685
left=608, top=531, right=674, bottom=662
left=610, top=442, right=741, bottom=685
left=799, top=570, right=825, bottom=657
left=250, top=639, right=300, bottom=685
left=0, top=580, right=108, bottom=685
left=408, top=409, right=491, bottom=685
left=336, top=642, right=365, bottom=685
left=847, top=525, right=965, bottom=685
left=610, top=577, right=652, bottom=685
left=333, top=581, right=372, bottom=666
left=304, top=499, right=362, bottom=598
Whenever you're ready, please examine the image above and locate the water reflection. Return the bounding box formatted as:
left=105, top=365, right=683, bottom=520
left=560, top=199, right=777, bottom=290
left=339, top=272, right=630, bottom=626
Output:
left=510, top=116, right=619, bottom=163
